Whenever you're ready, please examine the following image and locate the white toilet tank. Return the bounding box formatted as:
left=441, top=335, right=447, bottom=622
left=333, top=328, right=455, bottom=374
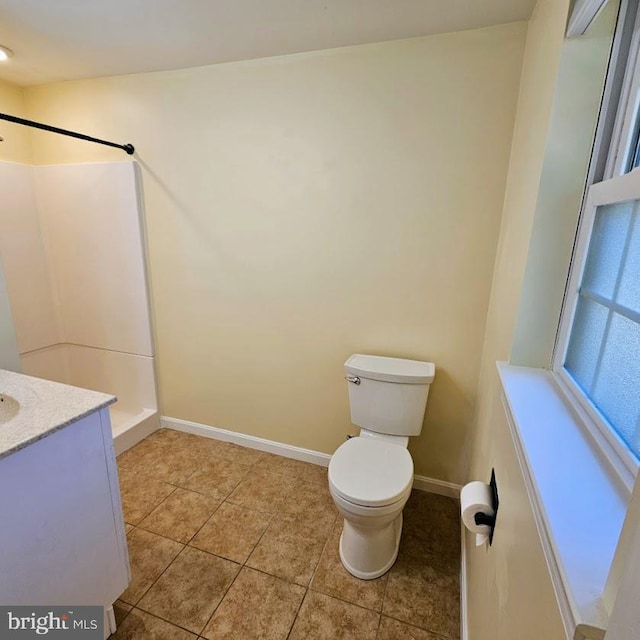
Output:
left=345, top=354, right=435, bottom=437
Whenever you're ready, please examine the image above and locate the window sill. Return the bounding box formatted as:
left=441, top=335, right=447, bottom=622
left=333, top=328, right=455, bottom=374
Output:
left=497, top=362, right=629, bottom=639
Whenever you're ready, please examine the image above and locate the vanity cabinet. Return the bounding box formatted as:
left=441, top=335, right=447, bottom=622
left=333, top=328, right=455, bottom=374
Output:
left=0, top=406, right=129, bottom=639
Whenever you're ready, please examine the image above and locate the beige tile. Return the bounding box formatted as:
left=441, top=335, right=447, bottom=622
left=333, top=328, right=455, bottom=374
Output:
left=202, top=567, right=305, bottom=640
left=153, top=430, right=263, bottom=465
left=120, top=440, right=203, bottom=484
left=190, top=501, right=271, bottom=563
left=187, top=435, right=241, bottom=461
left=278, top=479, right=337, bottom=532
left=311, top=523, right=387, bottom=612
left=227, top=469, right=294, bottom=513
left=137, top=546, right=240, bottom=634
left=113, top=600, right=132, bottom=626
left=149, top=445, right=205, bottom=484
left=376, top=616, right=443, bottom=640
left=117, top=438, right=159, bottom=471
left=254, top=452, right=310, bottom=478
left=401, top=491, right=461, bottom=560
left=119, top=469, right=176, bottom=525
left=383, top=552, right=460, bottom=638
left=223, top=443, right=265, bottom=466
left=289, top=591, right=379, bottom=640
left=297, top=461, right=329, bottom=486
left=145, top=428, right=204, bottom=449
left=246, top=516, right=327, bottom=586
left=111, top=608, right=197, bottom=640
left=139, top=488, right=222, bottom=543
left=180, top=458, right=250, bottom=499
left=120, top=528, right=183, bottom=605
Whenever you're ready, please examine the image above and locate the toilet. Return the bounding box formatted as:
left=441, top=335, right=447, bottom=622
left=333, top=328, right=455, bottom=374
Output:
left=328, top=354, right=435, bottom=580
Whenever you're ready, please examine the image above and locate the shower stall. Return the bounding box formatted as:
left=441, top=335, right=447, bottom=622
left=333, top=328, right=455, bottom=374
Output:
left=0, top=159, right=159, bottom=453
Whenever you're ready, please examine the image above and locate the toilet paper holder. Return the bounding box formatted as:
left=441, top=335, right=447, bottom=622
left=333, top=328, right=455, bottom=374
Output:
left=474, top=469, right=499, bottom=545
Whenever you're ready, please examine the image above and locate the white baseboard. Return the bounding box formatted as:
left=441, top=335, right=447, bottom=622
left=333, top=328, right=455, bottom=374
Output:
left=161, top=415, right=331, bottom=467
left=412, top=474, right=462, bottom=499
left=160, top=415, right=462, bottom=497
left=461, top=523, right=469, bottom=640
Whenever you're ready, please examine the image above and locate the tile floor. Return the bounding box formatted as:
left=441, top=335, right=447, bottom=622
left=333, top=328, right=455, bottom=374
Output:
left=112, top=428, right=461, bottom=640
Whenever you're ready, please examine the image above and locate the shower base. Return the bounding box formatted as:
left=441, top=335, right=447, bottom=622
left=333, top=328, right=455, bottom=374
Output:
left=111, top=407, right=159, bottom=455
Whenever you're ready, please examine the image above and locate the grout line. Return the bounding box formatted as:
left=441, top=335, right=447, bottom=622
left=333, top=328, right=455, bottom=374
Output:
left=182, top=497, right=227, bottom=545
left=380, top=611, right=455, bottom=638
left=196, top=559, right=243, bottom=636
left=308, top=517, right=337, bottom=590
left=133, top=485, right=179, bottom=528
left=131, top=603, right=204, bottom=636
left=307, top=584, right=387, bottom=617
left=130, top=541, right=188, bottom=608
left=377, top=561, right=392, bottom=636
left=286, top=586, right=310, bottom=640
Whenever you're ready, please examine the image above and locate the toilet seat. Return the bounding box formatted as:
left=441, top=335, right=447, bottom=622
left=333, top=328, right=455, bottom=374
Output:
left=328, top=437, right=414, bottom=508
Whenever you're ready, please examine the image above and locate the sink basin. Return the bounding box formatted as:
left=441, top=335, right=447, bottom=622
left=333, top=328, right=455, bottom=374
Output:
left=0, top=395, right=20, bottom=424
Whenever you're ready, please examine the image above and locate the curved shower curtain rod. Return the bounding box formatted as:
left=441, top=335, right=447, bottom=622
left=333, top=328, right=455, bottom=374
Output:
left=0, top=112, right=135, bottom=155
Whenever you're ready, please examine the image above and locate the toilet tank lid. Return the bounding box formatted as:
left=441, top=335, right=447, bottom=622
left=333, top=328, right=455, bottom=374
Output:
left=345, top=354, right=435, bottom=384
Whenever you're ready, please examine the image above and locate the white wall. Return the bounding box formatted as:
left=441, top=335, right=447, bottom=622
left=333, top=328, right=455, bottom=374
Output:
left=0, top=261, right=20, bottom=371
left=0, top=161, right=60, bottom=354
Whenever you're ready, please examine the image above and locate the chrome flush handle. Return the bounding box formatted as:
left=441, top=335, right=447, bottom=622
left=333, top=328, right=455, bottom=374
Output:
left=345, top=375, right=361, bottom=385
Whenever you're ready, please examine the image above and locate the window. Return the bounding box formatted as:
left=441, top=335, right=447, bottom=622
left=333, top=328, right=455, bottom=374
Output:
left=554, top=2, right=640, bottom=479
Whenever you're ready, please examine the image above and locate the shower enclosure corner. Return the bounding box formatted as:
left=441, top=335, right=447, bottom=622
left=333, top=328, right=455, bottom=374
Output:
left=0, top=158, right=159, bottom=454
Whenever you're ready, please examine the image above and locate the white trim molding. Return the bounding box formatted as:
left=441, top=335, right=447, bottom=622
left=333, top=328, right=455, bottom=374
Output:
left=567, top=0, right=610, bottom=38
left=497, top=363, right=628, bottom=639
left=460, top=522, right=469, bottom=640
left=412, top=474, right=462, bottom=499
left=161, top=415, right=331, bottom=466
left=160, top=415, right=462, bottom=496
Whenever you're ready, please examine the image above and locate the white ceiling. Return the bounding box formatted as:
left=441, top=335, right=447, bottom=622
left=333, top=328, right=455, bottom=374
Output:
left=0, top=0, right=536, bottom=87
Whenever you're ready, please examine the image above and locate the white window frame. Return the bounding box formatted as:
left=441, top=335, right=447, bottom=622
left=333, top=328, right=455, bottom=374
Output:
left=605, top=5, right=640, bottom=178
left=553, top=0, right=640, bottom=492
left=553, top=171, right=640, bottom=487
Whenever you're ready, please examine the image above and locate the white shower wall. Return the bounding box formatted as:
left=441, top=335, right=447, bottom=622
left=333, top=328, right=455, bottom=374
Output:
left=0, top=160, right=60, bottom=352
left=34, top=163, right=154, bottom=356
left=0, top=160, right=158, bottom=452
left=21, top=343, right=157, bottom=442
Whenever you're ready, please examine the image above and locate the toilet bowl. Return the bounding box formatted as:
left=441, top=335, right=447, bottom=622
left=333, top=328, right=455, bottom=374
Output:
left=329, top=354, right=435, bottom=579
left=328, top=436, right=414, bottom=579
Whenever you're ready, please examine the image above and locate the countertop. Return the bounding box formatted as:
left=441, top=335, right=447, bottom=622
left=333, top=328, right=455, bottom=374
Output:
left=0, top=369, right=116, bottom=460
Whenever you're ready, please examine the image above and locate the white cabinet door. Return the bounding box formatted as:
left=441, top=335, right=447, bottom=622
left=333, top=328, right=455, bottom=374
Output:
left=0, top=409, right=129, bottom=606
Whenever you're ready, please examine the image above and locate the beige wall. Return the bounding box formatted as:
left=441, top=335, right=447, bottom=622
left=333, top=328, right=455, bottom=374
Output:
left=465, top=0, right=571, bottom=638
left=466, top=0, right=621, bottom=637
left=511, top=0, right=618, bottom=367
left=0, top=80, right=30, bottom=163
left=20, top=24, right=527, bottom=480
left=465, top=382, right=567, bottom=639
left=0, top=79, right=28, bottom=371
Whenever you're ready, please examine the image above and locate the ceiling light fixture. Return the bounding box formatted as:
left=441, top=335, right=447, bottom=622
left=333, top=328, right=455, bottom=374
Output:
left=0, top=45, right=14, bottom=61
